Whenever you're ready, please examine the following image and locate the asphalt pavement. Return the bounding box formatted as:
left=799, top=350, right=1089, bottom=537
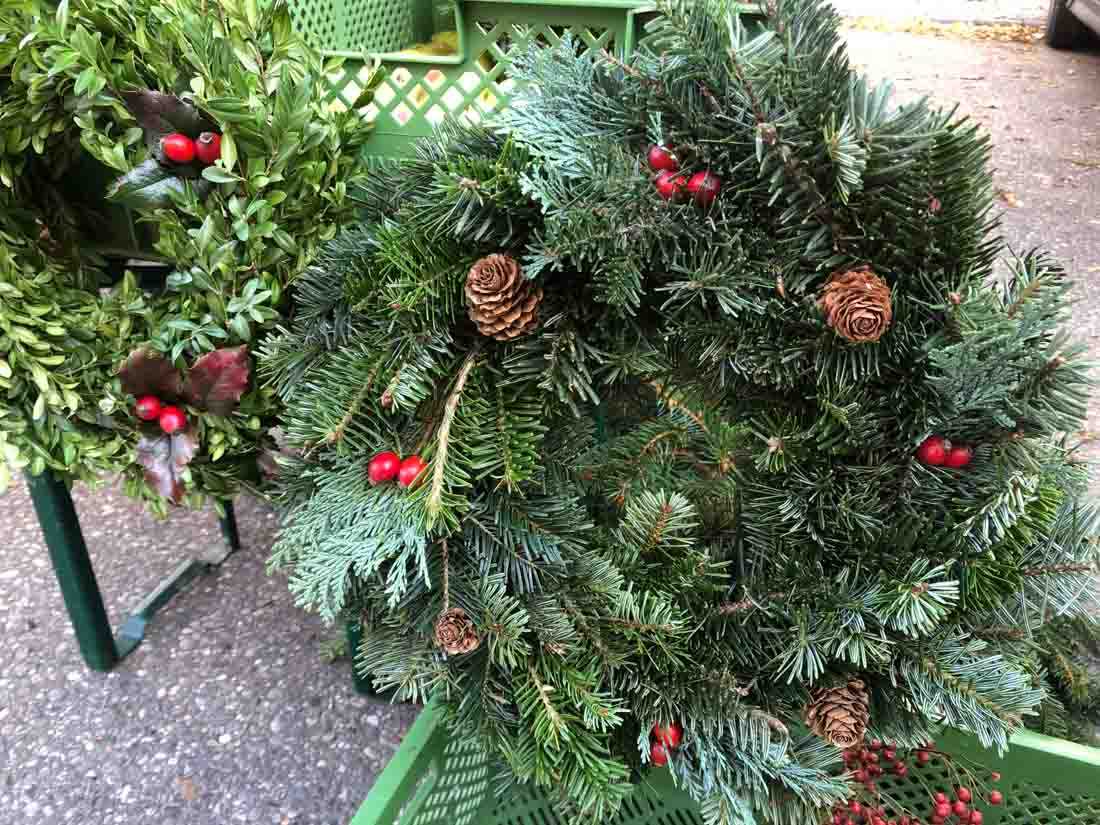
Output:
left=1, top=26, right=1099, bottom=825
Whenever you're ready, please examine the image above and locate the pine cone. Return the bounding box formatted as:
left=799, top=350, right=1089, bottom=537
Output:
left=434, top=607, right=480, bottom=655
left=818, top=265, right=892, bottom=344
left=804, top=678, right=870, bottom=748
left=465, top=254, right=542, bottom=341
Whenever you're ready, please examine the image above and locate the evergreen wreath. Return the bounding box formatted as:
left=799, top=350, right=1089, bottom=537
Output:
left=266, top=0, right=1099, bottom=822
left=0, top=0, right=376, bottom=508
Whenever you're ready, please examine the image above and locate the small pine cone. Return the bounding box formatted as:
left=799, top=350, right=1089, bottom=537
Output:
left=804, top=678, right=870, bottom=748
left=465, top=254, right=542, bottom=341
left=434, top=607, right=480, bottom=655
left=818, top=265, right=892, bottom=344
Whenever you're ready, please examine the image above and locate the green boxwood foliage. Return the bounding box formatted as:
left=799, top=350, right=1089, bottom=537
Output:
left=0, top=0, right=378, bottom=508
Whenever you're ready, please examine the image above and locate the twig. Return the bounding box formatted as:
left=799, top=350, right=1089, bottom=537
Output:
left=426, top=350, right=479, bottom=524
left=441, top=539, right=450, bottom=611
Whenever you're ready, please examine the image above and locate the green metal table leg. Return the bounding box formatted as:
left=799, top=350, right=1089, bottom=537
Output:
left=219, top=500, right=241, bottom=552
left=25, top=471, right=120, bottom=672
left=347, top=618, right=374, bottom=695
left=26, top=470, right=242, bottom=671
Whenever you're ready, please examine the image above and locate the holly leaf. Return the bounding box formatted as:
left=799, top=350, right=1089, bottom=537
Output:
left=120, top=89, right=213, bottom=147
left=184, top=346, right=251, bottom=415
left=136, top=430, right=199, bottom=503
left=106, top=159, right=212, bottom=209
left=120, top=347, right=183, bottom=398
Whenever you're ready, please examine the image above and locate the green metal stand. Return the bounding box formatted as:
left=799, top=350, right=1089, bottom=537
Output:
left=25, top=470, right=241, bottom=672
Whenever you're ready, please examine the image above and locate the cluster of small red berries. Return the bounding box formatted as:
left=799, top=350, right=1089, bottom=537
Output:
left=916, top=435, right=973, bottom=469
left=134, top=395, right=188, bottom=434
left=647, top=145, right=723, bottom=207
left=368, top=451, right=428, bottom=488
left=161, top=131, right=223, bottom=165
left=828, top=741, right=1005, bottom=825
left=648, top=721, right=683, bottom=767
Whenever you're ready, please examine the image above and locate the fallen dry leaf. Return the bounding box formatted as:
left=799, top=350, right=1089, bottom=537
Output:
left=997, top=189, right=1020, bottom=208
left=177, top=777, right=199, bottom=802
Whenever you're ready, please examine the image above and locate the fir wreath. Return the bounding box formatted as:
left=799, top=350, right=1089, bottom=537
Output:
left=265, top=0, right=1100, bottom=822
left=0, top=0, right=376, bottom=508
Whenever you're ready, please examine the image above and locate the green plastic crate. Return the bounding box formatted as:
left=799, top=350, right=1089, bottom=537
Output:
left=288, top=0, right=656, bottom=160
left=350, top=700, right=1100, bottom=825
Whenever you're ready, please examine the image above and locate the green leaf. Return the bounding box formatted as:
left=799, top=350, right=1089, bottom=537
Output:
left=106, top=159, right=213, bottom=209
left=202, top=165, right=240, bottom=184
left=56, top=0, right=70, bottom=34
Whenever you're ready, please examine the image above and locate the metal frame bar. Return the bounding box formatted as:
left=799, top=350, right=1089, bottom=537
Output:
left=25, top=470, right=241, bottom=672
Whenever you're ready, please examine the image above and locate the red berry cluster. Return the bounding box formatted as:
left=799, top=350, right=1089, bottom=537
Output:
left=828, top=740, right=1005, bottom=825
left=648, top=721, right=683, bottom=767
left=647, top=145, right=722, bottom=207
left=161, top=131, right=223, bottom=165
left=916, top=435, right=973, bottom=469
left=134, top=395, right=187, bottom=434
left=368, top=451, right=427, bottom=488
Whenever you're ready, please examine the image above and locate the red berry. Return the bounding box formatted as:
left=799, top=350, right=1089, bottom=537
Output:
left=655, top=169, right=688, bottom=201
left=134, top=395, right=162, bottom=421
left=901, top=818, right=911, bottom=825
left=988, top=791, right=1003, bottom=806
left=647, top=145, right=679, bottom=173
left=916, top=435, right=947, bottom=465
left=686, top=170, right=722, bottom=207
left=158, top=405, right=187, bottom=434
left=849, top=801, right=862, bottom=815
left=834, top=815, right=844, bottom=825
left=650, top=741, right=669, bottom=767
left=930, top=817, right=944, bottom=825
left=951, top=801, right=968, bottom=818
left=868, top=752, right=880, bottom=764
left=161, top=132, right=196, bottom=163
left=367, top=451, right=401, bottom=485
left=397, top=455, right=428, bottom=488
left=195, top=131, right=222, bottom=165
left=869, top=765, right=883, bottom=777
left=934, top=803, right=951, bottom=819
left=990, top=772, right=1001, bottom=783
left=893, top=763, right=908, bottom=778
left=969, top=813, right=982, bottom=825
left=864, top=781, right=876, bottom=793
left=916, top=750, right=931, bottom=765
left=854, top=770, right=868, bottom=783
left=652, top=721, right=683, bottom=749
left=944, top=445, right=974, bottom=468
left=934, top=793, right=948, bottom=805
left=956, top=788, right=972, bottom=804
left=883, top=748, right=897, bottom=761
left=870, top=740, right=883, bottom=751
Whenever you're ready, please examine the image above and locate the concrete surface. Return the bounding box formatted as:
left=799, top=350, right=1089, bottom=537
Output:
left=832, top=0, right=1047, bottom=24
left=1, top=26, right=1100, bottom=825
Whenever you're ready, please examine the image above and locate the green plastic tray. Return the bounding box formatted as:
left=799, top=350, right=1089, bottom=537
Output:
left=349, top=700, right=1100, bottom=825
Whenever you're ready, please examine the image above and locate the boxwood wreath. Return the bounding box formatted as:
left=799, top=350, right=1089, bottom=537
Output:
left=0, top=0, right=378, bottom=508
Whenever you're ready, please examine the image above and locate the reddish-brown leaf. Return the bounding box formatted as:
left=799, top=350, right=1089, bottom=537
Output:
left=136, top=430, right=199, bottom=502
left=119, top=347, right=183, bottom=399
left=185, top=346, right=251, bottom=416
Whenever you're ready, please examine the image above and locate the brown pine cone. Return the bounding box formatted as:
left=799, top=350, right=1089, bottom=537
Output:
left=804, top=678, right=870, bottom=748
left=434, top=607, right=480, bottom=655
left=465, top=254, right=542, bottom=341
left=818, top=265, right=892, bottom=343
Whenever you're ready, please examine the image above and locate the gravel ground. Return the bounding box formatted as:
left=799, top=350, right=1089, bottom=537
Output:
left=2, top=25, right=1100, bottom=825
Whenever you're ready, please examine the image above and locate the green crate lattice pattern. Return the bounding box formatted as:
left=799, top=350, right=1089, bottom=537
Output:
left=288, top=0, right=413, bottom=54
left=407, top=735, right=490, bottom=825
left=308, top=2, right=637, bottom=160
left=876, top=754, right=1100, bottom=824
